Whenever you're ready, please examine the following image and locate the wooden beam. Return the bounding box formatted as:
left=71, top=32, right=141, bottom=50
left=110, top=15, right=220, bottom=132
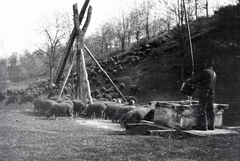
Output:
left=84, top=45, right=128, bottom=102
left=57, top=61, right=74, bottom=102
left=54, top=0, right=90, bottom=85
left=73, top=3, right=93, bottom=104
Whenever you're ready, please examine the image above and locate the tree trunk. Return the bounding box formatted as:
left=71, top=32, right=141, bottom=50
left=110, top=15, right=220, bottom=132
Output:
left=146, top=13, right=150, bottom=40
left=205, top=0, right=209, bottom=17
left=136, top=31, right=140, bottom=56
left=49, top=58, right=53, bottom=84
left=121, top=36, right=125, bottom=52
left=195, top=0, right=198, bottom=19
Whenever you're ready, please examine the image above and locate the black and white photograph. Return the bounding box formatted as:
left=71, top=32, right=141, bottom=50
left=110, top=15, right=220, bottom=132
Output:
left=0, top=0, right=240, bottom=160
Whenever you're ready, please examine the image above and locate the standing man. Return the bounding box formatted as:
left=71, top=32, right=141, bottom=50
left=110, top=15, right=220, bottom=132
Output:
left=192, top=59, right=216, bottom=130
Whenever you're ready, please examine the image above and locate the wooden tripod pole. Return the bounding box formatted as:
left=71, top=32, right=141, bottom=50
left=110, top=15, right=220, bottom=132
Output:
left=57, top=61, right=74, bottom=102
left=73, top=3, right=93, bottom=104
left=183, top=0, right=194, bottom=74
left=84, top=45, right=127, bottom=102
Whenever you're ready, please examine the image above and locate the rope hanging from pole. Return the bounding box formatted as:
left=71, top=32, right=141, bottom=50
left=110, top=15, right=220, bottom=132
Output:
left=182, top=0, right=194, bottom=75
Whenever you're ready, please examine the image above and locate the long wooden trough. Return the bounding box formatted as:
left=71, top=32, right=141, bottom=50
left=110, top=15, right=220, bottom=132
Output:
left=125, top=100, right=238, bottom=136
left=152, top=100, right=229, bottom=130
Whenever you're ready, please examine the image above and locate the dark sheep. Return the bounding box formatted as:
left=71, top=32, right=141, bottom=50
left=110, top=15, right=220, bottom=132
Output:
left=118, top=66, right=123, bottom=74
left=93, top=89, right=100, bottom=98
left=38, top=90, right=43, bottom=97
left=48, top=90, right=55, bottom=98
left=103, top=93, right=112, bottom=101
left=113, top=105, right=136, bottom=123
left=82, top=102, right=107, bottom=119
left=100, top=86, right=106, bottom=93
left=19, top=94, right=35, bottom=106
left=109, top=92, right=118, bottom=99
left=72, top=99, right=86, bottom=116
left=97, top=98, right=109, bottom=102
left=96, top=81, right=101, bottom=87
left=5, top=96, right=18, bottom=106
left=18, top=90, right=27, bottom=96
left=42, top=99, right=56, bottom=113
left=128, top=100, right=135, bottom=105
left=61, top=99, right=74, bottom=107
left=121, top=107, right=152, bottom=127
left=63, top=87, right=69, bottom=95
left=45, top=102, right=74, bottom=119
left=62, top=94, right=73, bottom=101
left=130, top=85, right=139, bottom=95
left=96, top=94, right=103, bottom=100
left=33, top=92, right=39, bottom=98
left=119, top=82, right=125, bottom=91
left=33, top=98, right=45, bottom=113
left=6, top=89, right=14, bottom=96
left=104, top=102, right=124, bottom=121
left=129, top=56, right=140, bottom=66
left=105, top=88, right=115, bottom=94
left=125, top=96, right=137, bottom=103
left=113, top=78, right=120, bottom=84
left=91, top=77, right=97, bottom=83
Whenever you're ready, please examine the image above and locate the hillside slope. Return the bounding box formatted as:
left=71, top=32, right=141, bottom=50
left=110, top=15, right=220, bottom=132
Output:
left=115, top=4, right=240, bottom=126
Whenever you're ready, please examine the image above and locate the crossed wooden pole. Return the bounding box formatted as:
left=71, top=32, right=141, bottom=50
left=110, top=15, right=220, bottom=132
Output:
left=55, top=0, right=127, bottom=104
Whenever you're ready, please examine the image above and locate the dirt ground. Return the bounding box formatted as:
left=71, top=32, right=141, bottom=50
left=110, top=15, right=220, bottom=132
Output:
left=76, top=118, right=125, bottom=131
left=1, top=103, right=240, bottom=161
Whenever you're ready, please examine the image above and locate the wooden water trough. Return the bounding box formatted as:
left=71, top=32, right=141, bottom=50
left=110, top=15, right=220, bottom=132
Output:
left=152, top=100, right=229, bottom=130
left=125, top=100, right=238, bottom=136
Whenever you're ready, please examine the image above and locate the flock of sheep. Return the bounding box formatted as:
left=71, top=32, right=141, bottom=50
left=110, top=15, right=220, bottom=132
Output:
left=0, top=43, right=161, bottom=127
left=0, top=86, right=155, bottom=128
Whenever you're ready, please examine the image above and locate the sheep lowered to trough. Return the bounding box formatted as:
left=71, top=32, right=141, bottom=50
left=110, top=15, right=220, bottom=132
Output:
left=112, top=105, right=137, bottom=123
left=120, top=107, right=152, bottom=127
left=72, top=99, right=86, bottom=116
left=45, top=102, right=74, bottom=119
left=18, top=94, right=35, bottom=106
left=33, top=98, right=45, bottom=114
left=42, top=99, right=57, bottom=114
left=82, top=102, right=107, bottom=120
left=104, top=102, right=124, bottom=121
left=5, top=96, right=18, bottom=106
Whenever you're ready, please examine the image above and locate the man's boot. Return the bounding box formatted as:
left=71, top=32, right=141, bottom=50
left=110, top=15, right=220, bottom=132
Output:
left=195, top=110, right=208, bottom=131
left=208, top=113, right=215, bottom=130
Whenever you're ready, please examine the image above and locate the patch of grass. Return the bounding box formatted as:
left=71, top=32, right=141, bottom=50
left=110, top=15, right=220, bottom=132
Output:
left=1, top=104, right=240, bottom=160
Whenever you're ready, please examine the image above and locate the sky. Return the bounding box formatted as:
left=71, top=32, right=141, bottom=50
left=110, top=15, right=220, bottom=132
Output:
left=0, top=0, right=124, bottom=59
left=0, top=0, right=237, bottom=59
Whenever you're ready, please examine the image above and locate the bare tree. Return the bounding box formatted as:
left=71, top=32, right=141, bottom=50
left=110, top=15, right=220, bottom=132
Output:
left=37, top=12, right=72, bottom=84
left=205, top=0, right=209, bottom=17
left=111, top=12, right=129, bottom=52
left=100, top=23, right=115, bottom=56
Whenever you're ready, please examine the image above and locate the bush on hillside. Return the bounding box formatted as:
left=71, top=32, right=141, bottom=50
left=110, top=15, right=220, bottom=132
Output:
left=217, top=4, right=240, bottom=41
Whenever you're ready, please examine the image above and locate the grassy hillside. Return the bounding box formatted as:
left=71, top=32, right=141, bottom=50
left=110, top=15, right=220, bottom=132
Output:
left=114, top=4, right=240, bottom=126
left=5, top=4, right=240, bottom=126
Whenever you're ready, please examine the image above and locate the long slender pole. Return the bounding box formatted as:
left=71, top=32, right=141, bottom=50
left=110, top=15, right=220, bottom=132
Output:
left=57, top=61, right=74, bottom=102
left=183, top=0, right=194, bottom=74
left=84, top=45, right=127, bottom=102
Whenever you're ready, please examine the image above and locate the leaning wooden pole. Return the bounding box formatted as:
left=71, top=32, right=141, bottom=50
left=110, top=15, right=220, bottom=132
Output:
left=73, top=3, right=93, bottom=104
left=183, top=0, right=194, bottom=74
left=54, top=0, right=90, bottom=85
left=57, top=61, right=74, bottom=102
left=84, top=45, right=128, bottom=102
